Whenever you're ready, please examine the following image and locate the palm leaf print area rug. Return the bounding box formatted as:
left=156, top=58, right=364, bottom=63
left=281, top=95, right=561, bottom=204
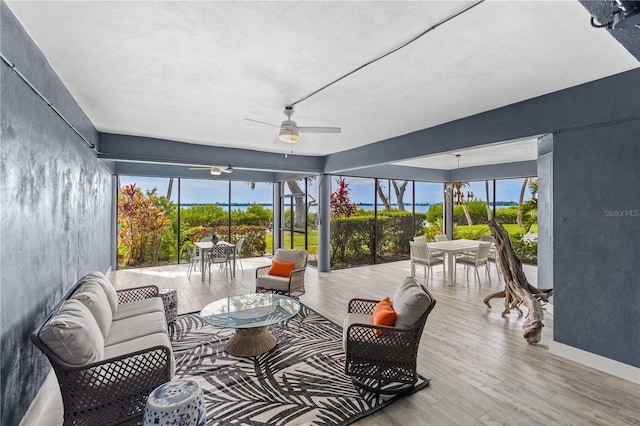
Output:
left=170, top=305, right=429, bottom=425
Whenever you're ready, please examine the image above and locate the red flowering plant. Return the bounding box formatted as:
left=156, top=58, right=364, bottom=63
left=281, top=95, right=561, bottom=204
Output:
left=330, top=177, right=357, bottom=217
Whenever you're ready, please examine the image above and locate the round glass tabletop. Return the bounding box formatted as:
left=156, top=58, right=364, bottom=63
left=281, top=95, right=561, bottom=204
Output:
left=200, top=293, right=301, bottom=329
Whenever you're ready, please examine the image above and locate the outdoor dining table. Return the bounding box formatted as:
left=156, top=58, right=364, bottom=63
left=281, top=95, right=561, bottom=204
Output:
left=427, top=239, right=481, bottom=284
left=194, top=241, right=236, bottom=281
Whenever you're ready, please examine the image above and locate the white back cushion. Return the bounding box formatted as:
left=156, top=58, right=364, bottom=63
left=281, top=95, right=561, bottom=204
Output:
left=83, top=272, right=118, bottom=315
left=73, top=282, right=112, bottom=338
left=39, top=299, right=104, bottom=365
left=393, top=277, right=430, bottom=328
left=274, top=249, right=307, bottom=270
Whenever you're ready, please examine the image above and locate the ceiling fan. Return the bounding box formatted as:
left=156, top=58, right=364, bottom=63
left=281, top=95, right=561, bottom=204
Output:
left=245, top=106, right=341, bottom=144
left=188, top=165, right=232, bottom=176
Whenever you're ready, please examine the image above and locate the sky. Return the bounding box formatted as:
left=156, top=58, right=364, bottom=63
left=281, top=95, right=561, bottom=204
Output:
left=119, top=176, right=533, bottom=205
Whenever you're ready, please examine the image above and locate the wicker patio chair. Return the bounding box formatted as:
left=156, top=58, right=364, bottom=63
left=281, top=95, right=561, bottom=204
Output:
left=255, top=249, right=308, bottom=298
left=344, top=280, right=436, bottom=395
left=32, top=280, right=172, bottom=426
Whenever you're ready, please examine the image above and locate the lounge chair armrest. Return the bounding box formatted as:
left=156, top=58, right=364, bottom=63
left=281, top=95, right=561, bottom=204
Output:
left=116, top=285, right=159, bottom=304
left=289, top=267, right=306, bottom=279
left=346, top=323, right=415, bottom=349
left=256, top=264, right=271, bottom=278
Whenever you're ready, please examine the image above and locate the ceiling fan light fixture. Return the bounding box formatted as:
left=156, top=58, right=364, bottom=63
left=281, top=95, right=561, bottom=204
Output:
left=279, top=128, right=299, bottom=143
left=210, top=168, right=222, bottom=176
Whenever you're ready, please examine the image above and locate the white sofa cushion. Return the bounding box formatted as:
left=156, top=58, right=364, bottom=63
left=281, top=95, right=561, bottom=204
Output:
left=392, top=277, right=430, bottom=328
left=114, top=297, right=164, bottom=321
left=73, top=282, right=112, bottom=338
left=83, top=271, right=119, bottom=315
left=256, top=274, right=291, bottom=291
left=39, top=299, right=104, bottom=365
left=104, top=332, right=175, bottom=378
left=105, top=311, right=168, bottom=346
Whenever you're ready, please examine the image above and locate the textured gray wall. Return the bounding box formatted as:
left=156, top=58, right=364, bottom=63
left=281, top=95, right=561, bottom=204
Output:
left=1, top=4, right=113, bottom=425
left=553, top=120, right=640, bottom=368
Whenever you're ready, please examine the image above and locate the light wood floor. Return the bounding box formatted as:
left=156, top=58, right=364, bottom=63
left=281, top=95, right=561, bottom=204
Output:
left=24, top=258, right=640, bottom=425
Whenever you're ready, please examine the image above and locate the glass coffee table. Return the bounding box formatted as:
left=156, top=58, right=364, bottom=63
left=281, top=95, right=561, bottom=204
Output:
left=200, top=293, right=300, bottom=357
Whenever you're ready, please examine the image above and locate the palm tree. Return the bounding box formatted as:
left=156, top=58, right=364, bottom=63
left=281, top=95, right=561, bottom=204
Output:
left=446, top=182, right=473, bottom=225
left=516, top=178, right=530, bottom=227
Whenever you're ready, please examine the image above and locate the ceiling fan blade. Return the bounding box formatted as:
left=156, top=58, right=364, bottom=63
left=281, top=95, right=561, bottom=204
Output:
left=298, top=126, right=341, bottom=134
left=245, top=118, right=281, bottom=128
left=188, top=167, right=210, bottom=170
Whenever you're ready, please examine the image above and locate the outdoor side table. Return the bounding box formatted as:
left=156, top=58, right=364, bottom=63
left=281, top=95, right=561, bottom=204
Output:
left=159, top=288, right=178, bottom=324
left=143, top=378, right=206, bottom=426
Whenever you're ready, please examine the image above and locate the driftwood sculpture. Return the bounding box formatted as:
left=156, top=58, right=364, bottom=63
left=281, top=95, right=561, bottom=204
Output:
left=484, top=219, right=553, bottom=344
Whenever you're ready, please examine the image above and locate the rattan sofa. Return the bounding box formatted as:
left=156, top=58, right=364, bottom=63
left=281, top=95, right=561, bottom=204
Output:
left=32, top=272, right=174, bottom=425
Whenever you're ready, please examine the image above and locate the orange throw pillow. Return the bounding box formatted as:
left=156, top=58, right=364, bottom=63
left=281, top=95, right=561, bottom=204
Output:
left=373, top=297, right=397, bottom=336
left=268, top=260, right=295, bottom=277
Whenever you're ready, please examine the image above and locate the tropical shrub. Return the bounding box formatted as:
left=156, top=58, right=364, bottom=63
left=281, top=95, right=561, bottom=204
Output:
left=509, top=233, right=538, bottom=265
left=231, top=203, right=271, bottom=227
left=118, top=185, right=171, bottom=267
left=495, top=205, right=519, bottom=224
left=180, top=204, right=227, bottom=227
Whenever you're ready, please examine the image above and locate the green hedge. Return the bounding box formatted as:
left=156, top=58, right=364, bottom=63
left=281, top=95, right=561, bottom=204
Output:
left=426, top=201, right=536, bottom=227
left=330, top=212, right=425, bottom=268
left=179, top=225, right=267, bottom=260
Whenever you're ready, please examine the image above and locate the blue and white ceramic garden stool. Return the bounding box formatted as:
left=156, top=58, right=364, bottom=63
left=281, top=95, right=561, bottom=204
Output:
left=159, top=288, right=178, bottom=324
left=143, top=378, right=206, bottom=426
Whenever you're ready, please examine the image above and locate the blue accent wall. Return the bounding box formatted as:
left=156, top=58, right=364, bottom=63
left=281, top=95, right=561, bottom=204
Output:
left=553, top=120, right=640, bottom=368
left=1, top=3, right=113, bottom=424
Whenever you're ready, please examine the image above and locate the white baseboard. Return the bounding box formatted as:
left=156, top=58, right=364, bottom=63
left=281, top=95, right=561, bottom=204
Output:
left=550, top=341, right=640, bottom=384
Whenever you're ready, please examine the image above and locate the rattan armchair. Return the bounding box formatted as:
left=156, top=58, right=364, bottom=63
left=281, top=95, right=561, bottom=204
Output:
left=32, top=280, right=172, bottom=426
left=344, top=282, right=436, bottom=395
left=256, top=249, right=308, bottom=298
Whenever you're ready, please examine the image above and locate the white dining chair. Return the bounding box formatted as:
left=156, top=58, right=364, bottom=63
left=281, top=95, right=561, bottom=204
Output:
left=481, top=235, right=502, bottom=282
left=409, top=242, right=444, bottom=285
left=434, top=234, right=448, bottom=242
left=234, top=238, right=245, bottom=271
left=414, top=235, right=443, bottom=258
left=185, top=244, right=201, bottom=279
left=455, top=242, right=492, bottom=285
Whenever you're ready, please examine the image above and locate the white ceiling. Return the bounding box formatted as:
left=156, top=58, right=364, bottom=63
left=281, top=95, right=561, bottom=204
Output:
left=6, top=0, right=639, bottom=169
left=394, top=138, right=539, bottom=170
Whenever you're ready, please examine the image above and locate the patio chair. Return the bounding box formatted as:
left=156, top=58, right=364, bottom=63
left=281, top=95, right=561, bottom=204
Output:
left=481, top=234, right=502, bottom=282
left=409, top=242, right=443, bottom=285
left=207, top=244, right=232, bottom=281
left=344, top=277, right=436, bottom=394
left=256, top=249, right=308, bottom=298
left=235, top=238, right=245, bottom=271
left=413, top=236, right=443, bottom=258
left=185, top=244, right=202, bottom=279
left=434, top=234, right=448, bottom=242
left=455, top=241, right=492, bottom=285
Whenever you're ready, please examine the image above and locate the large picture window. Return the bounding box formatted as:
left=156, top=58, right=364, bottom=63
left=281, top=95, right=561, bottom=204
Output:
left=117, top=177, right=272, bottom=269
